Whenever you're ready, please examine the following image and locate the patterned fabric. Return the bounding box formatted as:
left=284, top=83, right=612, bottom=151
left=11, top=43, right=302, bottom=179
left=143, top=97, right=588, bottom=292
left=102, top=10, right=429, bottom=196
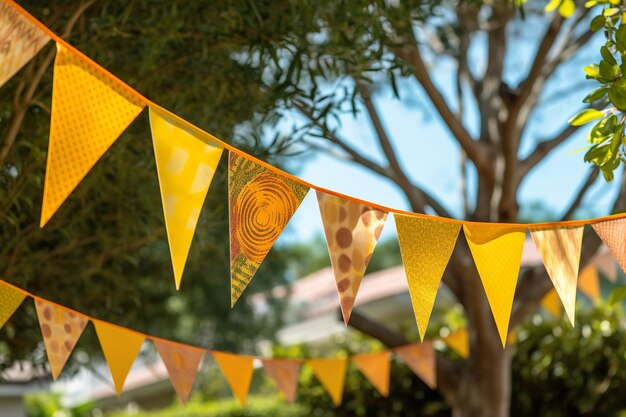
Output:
left=149, top=107, right=223, bottom=289
left=41, top=44, right=145, bottom=226
left=0, top=2, right=49, bottom=87
left=212, top=351, right=254, bottom=407
left=0, top=281, right=26, bottom=328
left=35, top=299, right=87, bottom=380
left=307, top=358, right=348, bottom=406
left=351, top=352, right=391, bottom=397
left=261, top=359, right=301, bottom=404
left=229, top=153, right=309, bottom=306
left=394, top=341, right=436, bottom=389
left=395, top=214, right=460, bottom=340
left=316, top=191, right=387, bottom=324
left=592, top=218, right=626, bottom=275
left=154, top=339, right=204, bottom=404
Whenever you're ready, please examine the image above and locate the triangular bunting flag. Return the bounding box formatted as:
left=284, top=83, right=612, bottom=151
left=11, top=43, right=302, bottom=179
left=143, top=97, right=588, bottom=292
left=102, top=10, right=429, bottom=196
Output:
left=463, top=224, right=525, bottom=347
left=229, top=153, right=309, bottom=306
left=317, top=191, right=388, bottom=324
left=578, top=265, right=600, bottom=302
left=351, top=351, right=391, bottom=397
left=0, top=2, right=50, bottom=87
left=592, top=218, right=626, bottom=275
left=531, top=226, right=583, bottom=326
left=154, top=339, right=204, bottom=404
left=34, top=299, right=87, bottom=380
left=541, top=289, right=561, bottom=317
left=261, top=359, right=301, bottom=404
left=212, top=351, right=254, bottom=407
left=0, top=282, right=26, bottom=328
left=149, top=107, right=223, bottom=289
left=592, top=248, right=618, bottom=282
left=394, top=341, right=436, bottom=389
left=441, top=329, right=469, bottom=359
left=308, top=358, right=348, bottom=406
left=395, top=214, right=460, bottom=340
left=93, top=320, right=144, bottom=396
left=41, top=44, right=145, bottom=226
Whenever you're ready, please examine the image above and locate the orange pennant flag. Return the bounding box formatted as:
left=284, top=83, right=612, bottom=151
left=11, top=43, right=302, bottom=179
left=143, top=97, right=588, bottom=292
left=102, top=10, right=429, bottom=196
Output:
left=541, top=288, right=562, bottom=317
left=351, top=351, right=391, bottom=397
left=531, top=226, right=583, bottom=326
left=0, top=281, right=26, bottom=328
left=229, top=153, right=309, bottom=306
left=441, top=329, right=469, bottom=359
left=93, top=320, right=144, bottom=396
left=317, top=191, right=387, bottom=324
left=41, top=44, right=145, bottom=226
left=0, top=2, right=50, bottom=87
left=578, top=265, right=600, bottom=301
left=395, top=214, right=460, bottom=340
left=463, top=224, right=525, bottom=347
left=261, top=359, right=301, bottom=404
left=149, top=107, right=223, bottom=289
left=212, top=351, right=254, bottom=407
left=154, top=339, right=204, bottom=405
left=34, top=299, right=87, bottom=380
left=591, top=249, right=618, bottom=282
left=394, top=341, right=436, bottom=389
left=308, top=358, right=348, bottom=406
left=592, top=218, right=626, bottom=275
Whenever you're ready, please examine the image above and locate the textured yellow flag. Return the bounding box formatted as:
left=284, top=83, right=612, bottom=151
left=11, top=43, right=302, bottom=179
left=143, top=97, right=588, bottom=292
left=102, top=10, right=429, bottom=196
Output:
left=93, top=320, right=144, bottom=395
left=463, top=224, right=526, bottom=347
left=541, top=288, right=561, bottom=317
left=592, top=218, right=626, bottom=274
left=351, top=351, right=391, bottom=397
left=394, top=342, right=436, bottom=389
left=261, top=359, right=301, bottom=404
left=41, top=44, right=145, bottom=226
left=0, top=2, right=50, bottom=87
left=441, top=329, right=469, bottom=359
left=154, top=339, right=204, bottom=404
left=212, top=351, right=254, bottom=407
left=149, top=107, right=223, bottom=289
left=578, top=265, right=600, bottom=302
left=531, top=226, right=583, bottom=326
left=0, top=282, right=26, bottom=328
left=308, top=358, right=348, bottom=406
left=35, top=299, right=87, bottom=380
left=395, top=214, right=460, bottom=340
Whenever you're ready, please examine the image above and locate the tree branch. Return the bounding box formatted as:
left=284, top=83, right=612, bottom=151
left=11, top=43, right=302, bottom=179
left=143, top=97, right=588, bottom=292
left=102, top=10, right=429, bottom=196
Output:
left=520, top=121, right=583, bottom=176
left=561, top=166, right=600, bottom=221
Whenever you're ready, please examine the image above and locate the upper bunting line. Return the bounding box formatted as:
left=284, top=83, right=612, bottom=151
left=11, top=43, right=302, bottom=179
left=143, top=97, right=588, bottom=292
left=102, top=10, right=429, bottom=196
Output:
left=8, top=0, right=625, bottom=228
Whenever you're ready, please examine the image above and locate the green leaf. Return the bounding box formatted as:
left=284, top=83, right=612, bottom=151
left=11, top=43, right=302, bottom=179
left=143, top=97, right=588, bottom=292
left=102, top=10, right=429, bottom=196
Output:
left=604, top=7, right=619, bottom=16
left=545, top=0, right=561, bottom=12
left=569, top=108, right=606, bottom=125
left=583, top=87, right=608, bottom=103
left=601, top=46, right=617, bottom=65
left=584, top=64, right=600, bottom=78
left=616, top=25, right=626, bottom=52
left=609, top=86, right=626, bottom=110
left=599, top=60, right=621, bottom=79
left=590, top=15, right=605, bottom=31
left=602, top=166, right=615, bottom=181
left=559, top=0, right=575, bottom=17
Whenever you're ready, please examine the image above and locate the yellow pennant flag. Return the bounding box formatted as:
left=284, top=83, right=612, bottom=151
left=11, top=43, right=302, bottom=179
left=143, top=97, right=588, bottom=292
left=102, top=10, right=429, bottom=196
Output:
left=212, top=351, right=254, bottom=407
left=592, top=218, right=626, bottom=275
left=394, top=342, right=436, bottom=389
left=317, top=191, right=388, bottom=325
left=0, top=2, right=50, bottom=87
left=34, top=299, right=87, bottom=380
left=578, top=265, right=600, bottom=302
left=148, top=107, right=223, bottom=289
left=531, top=226, right=583, bottom=326
left=0, top=281, right=26, bottom=328
left=93, top=320, right=144, bottom=396
left=541, top=288, right=561, bottom=317
left=441, top=329, right=469, bottom=359
left=395, top=214, right=460, bottom=340
left=463, top=224, right=526, bottom=347
left=229, top=153, right=309, bottom=306
left=41, top=44, right=145, bottom=226
left=308, top=358, right=347, bottom=406
left=261, top=359, right=301, bottom=404
left=351, top=351, right=391, bottom=397
left=154, top=339, right=204, bottom=405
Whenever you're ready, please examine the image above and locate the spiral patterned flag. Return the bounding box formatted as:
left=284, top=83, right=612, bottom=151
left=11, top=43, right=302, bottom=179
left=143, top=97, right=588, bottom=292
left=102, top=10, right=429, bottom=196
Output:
left=229, top=153, right=309, bottom=306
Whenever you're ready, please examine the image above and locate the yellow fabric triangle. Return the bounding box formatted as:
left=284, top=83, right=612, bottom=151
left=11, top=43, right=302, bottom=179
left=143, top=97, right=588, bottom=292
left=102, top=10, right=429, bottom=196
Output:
left=41, top=44, right=145, bottom=226
left=578, top=265, right=600, bottom=302
left=0, top=2, right=50, bottom=87
left=317, top=191, right=388, bottom=324
left=261, top=359, right=301, bottom=404
left=154, top=339, right=204, bottom=405
left=463, top=224, right=525, bottom=347
left=531, top=226, right=584, bottom=326
left=0, top=282, right=26, bottom=329
left=395, top=214, right=460, bottom=340
left=93, top=320, right=144, bottom=396
left=541, top=288, right=562, bottom=317
left=351, top=351, right=391, bottom=397
left=212, top=351, right=254, bottom=407
left=229, top=153, right=309, bottom=306
left=441, top=329, right=469, bottom=359
left=394, top=342, right=436, bottom=389
left=35, top=299, right=87, bottom=380
left=149, top=107, right=223, bottom=289
left=592, top=218, right=626, bottom=275
left=308, top=358, right=348, bottom=406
